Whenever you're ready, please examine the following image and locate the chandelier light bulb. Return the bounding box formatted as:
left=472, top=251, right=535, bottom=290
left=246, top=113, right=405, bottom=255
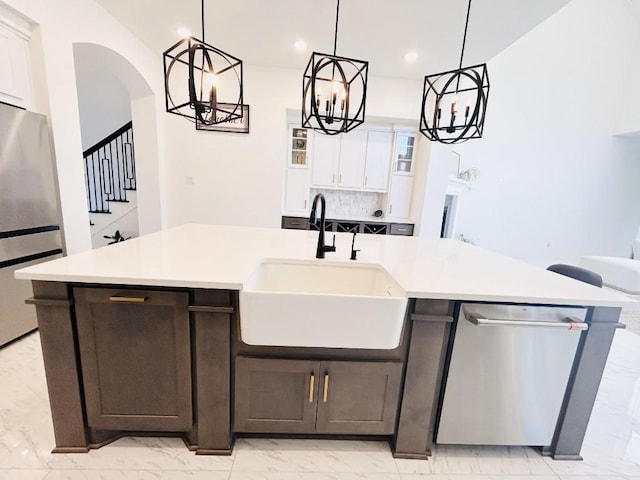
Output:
left=176, top=27, right=192, bottom=38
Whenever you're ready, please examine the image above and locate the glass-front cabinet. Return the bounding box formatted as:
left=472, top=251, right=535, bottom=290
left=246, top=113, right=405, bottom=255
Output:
left=290, top=127, right=309, bottom=167
left=393, top=132, right=416, bottom=175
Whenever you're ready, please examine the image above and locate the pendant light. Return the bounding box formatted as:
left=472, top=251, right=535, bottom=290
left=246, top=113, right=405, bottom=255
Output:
left=419, top=0, right=489, bottom=144
left=163, top=0, right=243, bottom=127
left=302, top=0, right=368, bottom=135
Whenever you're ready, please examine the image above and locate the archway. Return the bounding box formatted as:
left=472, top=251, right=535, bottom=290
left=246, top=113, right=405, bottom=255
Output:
left=72, top=43, right=161, bottom=248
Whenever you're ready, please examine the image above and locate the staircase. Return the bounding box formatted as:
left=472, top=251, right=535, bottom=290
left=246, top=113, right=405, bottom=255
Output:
left=83, top=122, right=138, bottom=247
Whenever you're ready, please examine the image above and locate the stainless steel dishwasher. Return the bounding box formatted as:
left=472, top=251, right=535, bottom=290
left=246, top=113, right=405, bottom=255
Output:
left=437, top=303, right=588, bottom=446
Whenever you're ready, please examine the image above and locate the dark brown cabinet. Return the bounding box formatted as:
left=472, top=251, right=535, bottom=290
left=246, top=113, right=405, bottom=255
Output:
left=281, top=216, right=309, bottom=230
left=74, top=287, right=192, bottom=432
left=234, top=356, right=402, bottom=435
left=234, top=357, right=319, bottom=433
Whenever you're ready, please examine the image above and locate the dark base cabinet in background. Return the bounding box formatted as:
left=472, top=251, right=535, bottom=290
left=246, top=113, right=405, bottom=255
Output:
left=282, top=216, right=414, bottom=236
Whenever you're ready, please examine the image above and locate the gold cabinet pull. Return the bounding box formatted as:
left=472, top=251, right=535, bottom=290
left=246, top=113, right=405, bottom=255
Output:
left=308, top=373, right=315, bottom=403
left=109, top=296, right=147, bottom=303
left=323, top=373, right=329, bottom=403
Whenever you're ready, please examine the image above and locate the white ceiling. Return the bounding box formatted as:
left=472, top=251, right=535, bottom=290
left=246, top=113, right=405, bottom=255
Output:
left=94, top=0, right=574, bottom=79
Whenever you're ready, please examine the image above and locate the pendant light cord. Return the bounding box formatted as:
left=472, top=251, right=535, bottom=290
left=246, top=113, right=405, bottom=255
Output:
left=458, top=0, right=472, bottom=70
left=333, top=0, right=340, bottom=56
left=201, top=0, right=206, bottom=42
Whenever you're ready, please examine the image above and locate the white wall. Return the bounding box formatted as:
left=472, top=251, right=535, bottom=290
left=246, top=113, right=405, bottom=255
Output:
left=440, top=0, right=640, bottom=265
left=616, top=0, right=640, bottom=135
left=0, top=0, right=165, bottom=254
left=2, top=0, right=427, bottom=251
left=75, top=68, right=131, bottom=151
left=162, top=65, right=423, bottom=229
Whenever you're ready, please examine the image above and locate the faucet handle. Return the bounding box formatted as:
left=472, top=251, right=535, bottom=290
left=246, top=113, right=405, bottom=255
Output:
left=350, top=232, right=360, bottom=260
left=326, top=234, right=336, bottom=252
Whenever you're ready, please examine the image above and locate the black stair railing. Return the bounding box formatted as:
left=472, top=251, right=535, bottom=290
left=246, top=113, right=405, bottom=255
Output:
left=83, top=121, right=136, bottom=214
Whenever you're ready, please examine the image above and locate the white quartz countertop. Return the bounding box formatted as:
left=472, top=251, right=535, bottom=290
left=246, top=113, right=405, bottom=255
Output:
left=15, top=224, right=637, bottom=307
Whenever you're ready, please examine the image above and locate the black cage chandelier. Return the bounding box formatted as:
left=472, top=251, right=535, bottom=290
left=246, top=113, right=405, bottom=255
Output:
left=163, top=0, right=243, bottom=127
left=420, top=0, right=489, bottom=144
left=302, top=0, right=368, bottom=135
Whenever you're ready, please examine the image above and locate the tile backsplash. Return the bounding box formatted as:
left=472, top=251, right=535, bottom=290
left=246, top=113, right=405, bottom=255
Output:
left=311, top=188, right=385, bottom=219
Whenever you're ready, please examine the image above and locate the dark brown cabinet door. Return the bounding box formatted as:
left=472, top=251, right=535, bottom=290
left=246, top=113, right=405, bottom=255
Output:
left=315, top=361, right=403, bottom=435
left=234, top=357, right=319, bottom=433
left=74, top=287, right=192, bottom=432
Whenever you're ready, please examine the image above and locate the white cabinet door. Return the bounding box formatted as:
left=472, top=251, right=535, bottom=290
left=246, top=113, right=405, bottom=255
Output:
left=337, top=130, right=367, bottom=189
left=363, top=131, right=392, bottom=192
left=388, top=175, right=413, bottom=219
left=311, top=134, right=340, bottom=187
left=0, top=21, right=31, bottom=108
left=284, top=169, right=309, bottom=214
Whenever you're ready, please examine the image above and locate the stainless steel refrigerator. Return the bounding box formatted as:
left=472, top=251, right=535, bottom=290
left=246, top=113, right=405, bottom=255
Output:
left=0, top=102, right=64, bottom=347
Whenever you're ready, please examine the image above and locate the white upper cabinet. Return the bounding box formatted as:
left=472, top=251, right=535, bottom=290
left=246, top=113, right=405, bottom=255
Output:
left=336, top=130, right=367, bottom=189
left=0, top=11, right=32, bottom=109
left=311, top=134, right=340, bottom=187
left=363, top=131, right=392, bottom=192
left=310, top=129, right=394, bottom=192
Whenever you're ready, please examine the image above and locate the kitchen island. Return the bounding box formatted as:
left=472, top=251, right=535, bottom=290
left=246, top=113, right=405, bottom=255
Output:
left=15, top=224, right=636, bottom=460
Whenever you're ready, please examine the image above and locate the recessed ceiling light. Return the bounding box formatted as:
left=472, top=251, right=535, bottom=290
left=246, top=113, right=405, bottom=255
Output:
left=404, top=51, right=418, bottom=63
left=294, top=40, right=308, bottom=52
left=176, top=27, right=192, bottom=38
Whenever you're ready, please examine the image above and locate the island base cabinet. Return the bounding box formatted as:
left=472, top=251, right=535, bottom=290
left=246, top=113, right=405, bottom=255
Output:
left=73, top=287, right=192, bottom=432
left=316, top=361, right=402, bottom=435
left=234, top=357, right=402, bottom=435
left=234, top=357, right=319, bottom=433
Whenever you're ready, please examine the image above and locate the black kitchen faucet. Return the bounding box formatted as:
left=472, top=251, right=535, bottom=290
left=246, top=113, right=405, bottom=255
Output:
left=309, top=193, right=336, bottom=259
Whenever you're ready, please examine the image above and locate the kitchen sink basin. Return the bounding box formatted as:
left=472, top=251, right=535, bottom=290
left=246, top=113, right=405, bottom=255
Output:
left=239, top=258, right=407, bottom=349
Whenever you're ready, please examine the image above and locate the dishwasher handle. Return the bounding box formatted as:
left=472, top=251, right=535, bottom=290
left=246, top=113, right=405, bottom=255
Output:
left=466, top=313, right=588, bottom=331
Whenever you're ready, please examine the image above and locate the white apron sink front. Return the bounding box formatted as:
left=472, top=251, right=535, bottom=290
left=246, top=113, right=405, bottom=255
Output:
left=239, top=258, right=407, bottom=349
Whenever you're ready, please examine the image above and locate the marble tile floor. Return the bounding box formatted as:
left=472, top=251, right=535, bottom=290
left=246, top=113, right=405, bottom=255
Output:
left=2, top=310, right=640, bottom=480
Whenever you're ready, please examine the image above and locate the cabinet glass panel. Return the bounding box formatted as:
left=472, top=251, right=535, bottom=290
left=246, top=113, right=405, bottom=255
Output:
left=289, top=127, right=309, bottom=167
left=291, top=151, right=307, bottom=166
left=394, top=133, right=416, bottom=175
